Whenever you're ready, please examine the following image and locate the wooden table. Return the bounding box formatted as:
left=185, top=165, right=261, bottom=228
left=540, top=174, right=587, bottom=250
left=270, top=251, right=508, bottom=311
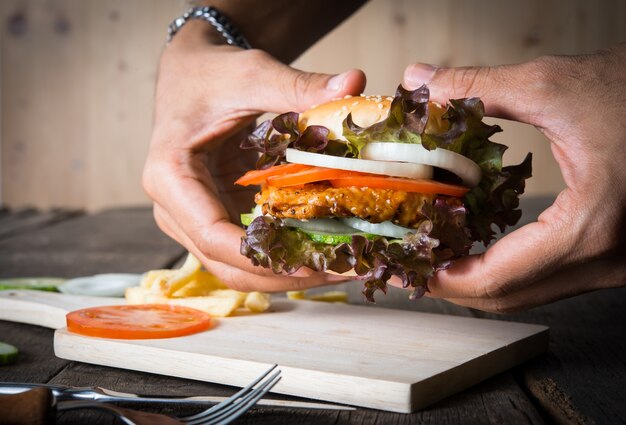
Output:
left=0, top=198, right=624, bottom=424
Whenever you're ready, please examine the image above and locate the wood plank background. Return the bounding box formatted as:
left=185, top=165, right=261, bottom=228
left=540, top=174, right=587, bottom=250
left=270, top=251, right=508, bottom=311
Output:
left=1, top=0, right=624, bottom=210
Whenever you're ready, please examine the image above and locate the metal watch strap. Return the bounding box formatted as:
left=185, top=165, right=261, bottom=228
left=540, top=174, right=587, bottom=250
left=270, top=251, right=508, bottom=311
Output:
left=167, top=6, right=251, bottom=49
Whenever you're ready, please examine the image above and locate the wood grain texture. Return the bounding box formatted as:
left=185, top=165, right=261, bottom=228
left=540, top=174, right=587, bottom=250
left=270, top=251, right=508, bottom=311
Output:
left=0, top=323, right=545, bottom=425
left=292, top=0, right=626, bottom=199
left=1, top=0, right=89, bottom=208
left=0, top=321, right=70, bottom=384
left=2, top=0, right=626, bottom=209
left=0, top=208, right=82, bottom=240
left=0, top=290, right=548, bottom=413
left=0, top=203, right=555, bottom=423
left=0, top=0, right=183, bottom=210
left=503, top=289, right=626, bottom=425
left=0, top=207, right=184, bottom=277
left=0, top=200, right=620, bottom=423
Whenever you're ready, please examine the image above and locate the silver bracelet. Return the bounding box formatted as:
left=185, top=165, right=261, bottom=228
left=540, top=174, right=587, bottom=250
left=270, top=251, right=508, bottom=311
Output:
left=167, top=6, right=251, bottom=49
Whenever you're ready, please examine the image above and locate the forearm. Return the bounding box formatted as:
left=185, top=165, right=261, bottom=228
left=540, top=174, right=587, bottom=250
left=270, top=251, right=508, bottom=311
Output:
left=186, top=0, right=368, bottom=62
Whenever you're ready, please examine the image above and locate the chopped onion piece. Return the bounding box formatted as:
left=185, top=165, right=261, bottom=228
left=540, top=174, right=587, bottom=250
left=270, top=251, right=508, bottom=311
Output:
left=286, top=149, right=433, bottom=180
left=361, top=142, right=481, bottom=187
left=340, top=218, right=414, bottom=238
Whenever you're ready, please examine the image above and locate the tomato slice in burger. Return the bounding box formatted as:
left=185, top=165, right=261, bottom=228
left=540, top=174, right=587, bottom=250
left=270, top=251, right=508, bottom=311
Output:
left=330, top=176, right=469, bottom=197
left=235, top=163, right=312, bottom=186
left=66, top=304, right=212, bottom=339
left=238, top=162, right=469, bottom=197
left=267, top=167, right=366, bottom=187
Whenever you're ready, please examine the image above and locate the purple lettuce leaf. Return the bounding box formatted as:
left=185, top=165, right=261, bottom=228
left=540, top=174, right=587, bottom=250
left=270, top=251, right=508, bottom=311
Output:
left=240, top=197, right=470, bottom=302
left=342, top=85, right=429, bottom=156
left=240, top=112, right=351, bottom=167
left=465, top=153, right=533, bottom=243
left=239, top=85, right=533, bottom=300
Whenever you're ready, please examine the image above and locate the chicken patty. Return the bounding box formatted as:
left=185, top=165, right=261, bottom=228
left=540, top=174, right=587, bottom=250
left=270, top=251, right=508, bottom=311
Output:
left=255, top=183, right=447, bottom=228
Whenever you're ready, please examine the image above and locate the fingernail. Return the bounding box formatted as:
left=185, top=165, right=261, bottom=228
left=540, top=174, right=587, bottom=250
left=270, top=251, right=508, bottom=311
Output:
left=404, top=63, right=437, bottom=88
left=327, top=71, right=350, bottom=91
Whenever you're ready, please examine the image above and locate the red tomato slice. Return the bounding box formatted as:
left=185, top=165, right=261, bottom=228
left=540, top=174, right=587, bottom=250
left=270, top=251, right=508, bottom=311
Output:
left=66, top=305, right=212, bottom=339
left=330, top=176, right=469, bottom=197
left=267, top=167, right=366, bottom=187
left=235, top=163, right=312, bottom=186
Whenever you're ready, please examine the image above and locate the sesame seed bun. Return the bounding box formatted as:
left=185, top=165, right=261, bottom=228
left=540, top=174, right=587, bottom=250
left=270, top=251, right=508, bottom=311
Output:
left=299, top=96, right=393, bottom=140
left=298, top=95, right=448, bottom=140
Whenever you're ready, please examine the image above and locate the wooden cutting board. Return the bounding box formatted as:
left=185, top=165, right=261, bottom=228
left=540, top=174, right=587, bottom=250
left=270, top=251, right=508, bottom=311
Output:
left=0, top=290, right=548, bottom=413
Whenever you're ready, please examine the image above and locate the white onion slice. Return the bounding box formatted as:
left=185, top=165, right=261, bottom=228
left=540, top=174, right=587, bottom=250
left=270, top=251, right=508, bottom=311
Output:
left=340, top=218, right=414, bottom=239
left=283, top=218, right=356, bottom=234
left=361, top=142, right=481, bottom=187
left=286, top=148, right=433, bottom=180
left=252, top=204, right=263, bottom=218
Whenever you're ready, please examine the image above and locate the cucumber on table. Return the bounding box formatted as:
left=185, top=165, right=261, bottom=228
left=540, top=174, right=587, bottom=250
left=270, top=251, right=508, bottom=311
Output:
left=0, top=342, right=18, bottom=365
left=0, top=278, right=65, bottom=292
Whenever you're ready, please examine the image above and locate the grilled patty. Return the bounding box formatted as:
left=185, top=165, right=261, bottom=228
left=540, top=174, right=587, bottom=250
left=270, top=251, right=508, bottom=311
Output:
left=256, top=183, right=449, bottom=228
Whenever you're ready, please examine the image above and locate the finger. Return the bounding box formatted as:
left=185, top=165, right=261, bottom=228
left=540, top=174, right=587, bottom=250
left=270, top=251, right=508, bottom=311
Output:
left=154, top=200, right=349, bottom=287
left=202, top=256, right=349, bottom=293
left=426, top=201, right=576, bottom=300
left=240, top=53, right=367, bottom=113
left=152, top=204, right=184, bottom=246
left=152, top=199, right=282, bottom=279
left=403, top=60, right=549, bottom=126
left=154, top=203, right=347, bottom=291
left=436, top=254, right=625, bottom=313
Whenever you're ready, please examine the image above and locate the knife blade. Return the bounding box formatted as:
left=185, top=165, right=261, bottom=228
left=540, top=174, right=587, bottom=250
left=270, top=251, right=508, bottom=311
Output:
left=0, top=382, right=354, bottom=410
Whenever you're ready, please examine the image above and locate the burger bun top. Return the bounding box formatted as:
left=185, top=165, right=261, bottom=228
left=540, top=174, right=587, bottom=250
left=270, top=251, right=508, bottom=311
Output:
left=298, top=95, right=448, bottom=140
left=299, top=96, right=393, bottom=140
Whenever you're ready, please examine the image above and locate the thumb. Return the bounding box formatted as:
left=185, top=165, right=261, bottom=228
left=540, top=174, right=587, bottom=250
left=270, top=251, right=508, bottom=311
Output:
left=403, top=61, right=548, bottom=126
left=254, top=66, right=367, bottom=114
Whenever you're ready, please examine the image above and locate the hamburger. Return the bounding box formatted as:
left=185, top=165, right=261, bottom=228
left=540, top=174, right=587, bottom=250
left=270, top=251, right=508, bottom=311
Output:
left=235, top=85, right=532, bottom=301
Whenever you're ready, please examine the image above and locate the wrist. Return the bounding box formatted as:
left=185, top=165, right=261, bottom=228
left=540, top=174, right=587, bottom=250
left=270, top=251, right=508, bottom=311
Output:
left=167, top=19, right=229, bottom=50
left=167, top=6, right=251, bottom=51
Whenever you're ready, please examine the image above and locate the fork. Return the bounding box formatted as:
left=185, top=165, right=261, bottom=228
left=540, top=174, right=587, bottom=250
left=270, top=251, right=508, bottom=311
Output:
left=1, top=365, right=281, bottom=425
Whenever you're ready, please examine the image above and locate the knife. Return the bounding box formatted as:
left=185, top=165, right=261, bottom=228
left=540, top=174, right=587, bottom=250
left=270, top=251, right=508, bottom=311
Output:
left=0, top=382, right=354, bottom=411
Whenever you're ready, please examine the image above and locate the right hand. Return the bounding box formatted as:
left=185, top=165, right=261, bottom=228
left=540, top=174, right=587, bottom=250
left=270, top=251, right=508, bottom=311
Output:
left=143, top=31, right=366, bottom=292
left=403, top=44, right=626, bottom=312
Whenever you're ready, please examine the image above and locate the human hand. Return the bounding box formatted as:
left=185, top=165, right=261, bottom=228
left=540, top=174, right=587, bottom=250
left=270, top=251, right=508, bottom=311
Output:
left=403, top=43, right=626, bottom=312
left=143, top=28, right=366, bottom=292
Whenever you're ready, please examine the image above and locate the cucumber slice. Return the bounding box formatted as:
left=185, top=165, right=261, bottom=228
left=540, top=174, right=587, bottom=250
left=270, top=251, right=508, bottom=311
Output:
left=303, top=231, right=377, bottom=245
left=307, top=232, right=354, bottom=244
left=0, top=341, right=18, bottom=365
left=0, top=278, right=65, bottom=292
left=240, top=213, right=255, bottom=226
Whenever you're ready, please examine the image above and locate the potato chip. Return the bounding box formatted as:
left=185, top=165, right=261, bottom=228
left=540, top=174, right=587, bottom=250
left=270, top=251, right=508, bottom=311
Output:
left=127, top=252, right=271, bottom=317
left=245, top=292, right=271, bottom=312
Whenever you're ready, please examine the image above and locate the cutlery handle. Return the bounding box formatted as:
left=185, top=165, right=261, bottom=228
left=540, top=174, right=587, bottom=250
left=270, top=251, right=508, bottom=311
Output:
left=0, top=387, right=54, bottom=425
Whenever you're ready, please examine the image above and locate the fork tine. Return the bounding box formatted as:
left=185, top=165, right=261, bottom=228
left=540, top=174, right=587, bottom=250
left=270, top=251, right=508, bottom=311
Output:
left=182, top=364, right=278, bottom=421
left=192, top=372, right=281, bottom=425
left=180, top=365, right=279, bottom=423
